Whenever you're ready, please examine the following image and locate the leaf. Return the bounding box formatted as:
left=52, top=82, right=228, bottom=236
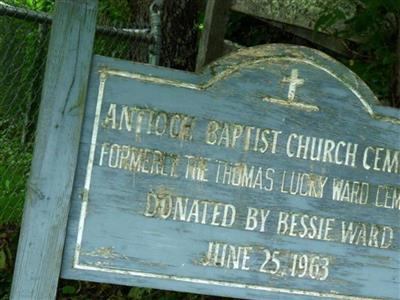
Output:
left=61, top=285, right=77, bottom=295
left=127, top=288, right=141, bottom=299
left=314, top=8, right=347, bottom=32
left=0, top=249, right=7, bottom=270
left=26, top=0, right=34, bottom=8
left=315, top=15, right=331, bottom=31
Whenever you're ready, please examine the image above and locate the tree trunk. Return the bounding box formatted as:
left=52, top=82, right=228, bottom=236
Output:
left=129, top=0, right=203, bottom=71
left=129, top=0, right=153, bottom=63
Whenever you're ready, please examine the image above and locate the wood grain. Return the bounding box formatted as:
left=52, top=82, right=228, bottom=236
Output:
left=195, top=0, right=232, bottom=72
left=61, top=44, right=400, bottom=299
left=10, top=1, right=98, bottom=299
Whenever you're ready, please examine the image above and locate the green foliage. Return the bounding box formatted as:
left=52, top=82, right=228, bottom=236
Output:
left=56, top=278, right=222, bottom=300
left=0, top=124, right=32, bottom=224
left=316, top=0, right=400, bottom=106
left=0, top=13, right=47, bottom=224
left=61, top=285, right=77, bottom=295
left=96, top=0, right=147, bottom=61
left=5, top=0, right=54, bottom=11
left=0, top=249, right=6, bottom=270
left=0, top=1, right=398, bottom=299
left=0, top=224, right=18, bottom=300
left=99, top=0, right=133, bottom=25
left=314, top=8, right=347, bottom=32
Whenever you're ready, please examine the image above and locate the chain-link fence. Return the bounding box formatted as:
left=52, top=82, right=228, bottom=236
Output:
left=0, top=1, right=398, bottom=299
left=0, top=2, right=209, bottom=297
left=1, top=0, right=396, bottom=225
left=0, top=3, right=48, bottom=224
left=0, top=0, right=173, bottom=225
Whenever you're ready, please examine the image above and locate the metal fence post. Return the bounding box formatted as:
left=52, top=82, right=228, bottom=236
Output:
left=149, top=0, right=163, bottom=65
left=10, top=0, right=98, bottom=299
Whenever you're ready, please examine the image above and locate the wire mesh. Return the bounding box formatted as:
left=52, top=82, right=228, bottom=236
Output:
left=0, top=1, right=397, bottom=299
left=0, top=0, right=189, bottom=225
left=95, top=1, right=153, bottom=62
left=0, top=3, right=50, bottom=224
left=0, top=3, right=203, bottom=300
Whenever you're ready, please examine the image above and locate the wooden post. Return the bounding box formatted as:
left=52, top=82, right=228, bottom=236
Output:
left=195, top=0, right=232, bottom=72
left=10, top=1, right=98, bottom=299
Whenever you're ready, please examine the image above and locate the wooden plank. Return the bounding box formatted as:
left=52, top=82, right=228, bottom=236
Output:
left=231, top=0, right=355, bottom=34
left=265, top=19, right=351, bottom=56
left=196, top=0, right=232, bottom=72
left=10, top=1, right=98, bottom=299
left=61, top=44, right=399, bottom=299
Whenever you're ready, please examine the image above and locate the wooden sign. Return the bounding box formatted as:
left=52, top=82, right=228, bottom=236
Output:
left=59, top=44, right=399, bottom=299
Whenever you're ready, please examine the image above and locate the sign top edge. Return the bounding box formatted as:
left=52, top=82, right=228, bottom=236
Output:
left=92, top=43, right=400, bottom=124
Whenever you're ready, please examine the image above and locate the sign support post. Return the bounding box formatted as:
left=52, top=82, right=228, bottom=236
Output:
left=10, top=1, right=98, bottom=299
left=195, top=0, right=232, bottom=71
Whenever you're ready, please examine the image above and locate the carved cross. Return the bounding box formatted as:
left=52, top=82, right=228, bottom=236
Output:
left=282, top=69, right=304, bottom=101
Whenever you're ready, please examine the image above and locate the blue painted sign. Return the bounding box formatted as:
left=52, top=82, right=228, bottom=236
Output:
left=61, top=45, right=400, bottom=300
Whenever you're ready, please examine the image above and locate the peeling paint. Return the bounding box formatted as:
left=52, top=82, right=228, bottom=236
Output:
left=99, top=44, right=400, bottom=124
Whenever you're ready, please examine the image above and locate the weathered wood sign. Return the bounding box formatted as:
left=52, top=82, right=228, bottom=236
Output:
left=59, top=44, right=400, bottom=299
